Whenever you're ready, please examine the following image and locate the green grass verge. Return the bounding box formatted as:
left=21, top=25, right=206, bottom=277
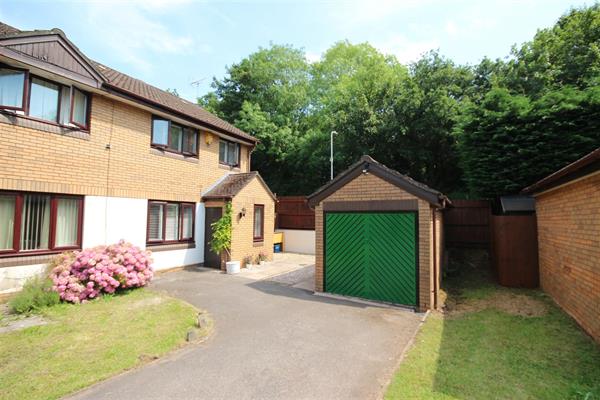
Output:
left=386, top=254, right=600, bottom=400
left=0, top=289, right=205, bottom=400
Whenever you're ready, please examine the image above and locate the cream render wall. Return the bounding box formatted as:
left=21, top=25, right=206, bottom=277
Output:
left=314, top=173, right=436, bottom=311
left=230, top=178, right=275, bottom=265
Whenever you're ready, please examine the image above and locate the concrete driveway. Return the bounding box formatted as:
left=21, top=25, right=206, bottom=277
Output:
left=70, top=254, right=423, bottom=400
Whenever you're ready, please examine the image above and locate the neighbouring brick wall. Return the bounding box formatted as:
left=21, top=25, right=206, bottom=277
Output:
left=535, top=173, right=600, bottom=343
left=314, top=173, right=434, bottom=311
left=0, top=94, right=251, bottom=202
left=230, top=178, right=275, bottom=267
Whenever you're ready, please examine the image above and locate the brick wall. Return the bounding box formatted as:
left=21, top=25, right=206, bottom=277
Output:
left=314, top=173, right=436, bottom=311
left=0, top=94, right=251, bottom=202
left=535, top=172, right=600, bottom=343
left=231, top=178, right=275, bottom=266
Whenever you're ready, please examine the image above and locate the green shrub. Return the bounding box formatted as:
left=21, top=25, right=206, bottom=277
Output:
left=9, top=277, right=60, bottom=314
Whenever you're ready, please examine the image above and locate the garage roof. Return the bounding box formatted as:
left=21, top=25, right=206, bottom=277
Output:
left=307, top=155, right=450, bottom=208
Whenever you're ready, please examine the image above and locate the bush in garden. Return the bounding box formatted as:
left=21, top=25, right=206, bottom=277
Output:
left=9, top=276, right=60, bottom=314
left=49, top=240, right=153, bottom=303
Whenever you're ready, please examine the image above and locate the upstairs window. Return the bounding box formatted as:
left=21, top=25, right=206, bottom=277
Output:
left=151, top=117, right=198, bottom=157
left=0, top=66, right=91, bottom=129
left=0, top=67, right=26, bottom=109
left=147, top=201, right=195, bottom=244
left=219, top=139, right=240, bottom=167
left=29, top=77, right=60, bottom=122
left=71, top=87, right=89, bottom=128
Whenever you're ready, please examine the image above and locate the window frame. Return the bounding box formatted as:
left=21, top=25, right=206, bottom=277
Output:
left=219, top=139, right=241, bottom=167
left=0, top=64, right=29, bottom=111
left=151, top=116, right=199, bottom=158
left=253, top=204, right=264, bottom=242
left=27, top=74, right=62, bottom=124
left=0, top=65, right=91, bottom=132
left=69, top=86, right=91, bottom=130
left=0, top=191, right=84, bottom=258
left=146, top=200, right=195, bottom=245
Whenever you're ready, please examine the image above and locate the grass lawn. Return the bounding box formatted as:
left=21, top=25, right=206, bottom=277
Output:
left=0, top=288, right=208, bottom=400
left=385, top=251, right=600, bottom=400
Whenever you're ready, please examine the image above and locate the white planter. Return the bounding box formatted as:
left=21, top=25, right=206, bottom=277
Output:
left=226, top=261, right=241, bottom=274
left=260, top=261, right=267, bottom=266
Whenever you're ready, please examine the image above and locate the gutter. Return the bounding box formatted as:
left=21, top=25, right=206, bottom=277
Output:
left=102, top=83, right=258, bottom=146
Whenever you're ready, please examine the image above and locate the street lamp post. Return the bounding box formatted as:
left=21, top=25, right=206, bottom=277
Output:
left=330, top=130, right=338, bottom=180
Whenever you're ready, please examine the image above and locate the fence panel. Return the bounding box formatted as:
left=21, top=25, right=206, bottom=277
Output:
left=276, top=196, right=315, bottom=230
left=444, top=199, right=491, bottom=248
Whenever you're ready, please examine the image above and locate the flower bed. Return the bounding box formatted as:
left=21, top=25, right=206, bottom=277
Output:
left=49, top=240, right=153, bottom=303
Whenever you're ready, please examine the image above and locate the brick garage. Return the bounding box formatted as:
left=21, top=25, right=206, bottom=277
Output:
left=308, top=156, right=449, bottom=311
left=523, top=147, right=600, bottom=343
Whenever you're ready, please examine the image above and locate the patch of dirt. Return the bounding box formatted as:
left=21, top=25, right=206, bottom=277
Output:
left=138, top=354, right=159, bottom=363
left=129, top=296, right=165, bottom=309
left=445, top=291, right=547, bottom=317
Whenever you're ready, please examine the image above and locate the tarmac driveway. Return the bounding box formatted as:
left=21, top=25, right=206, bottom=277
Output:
left=70, top=255, right=423, bottom=400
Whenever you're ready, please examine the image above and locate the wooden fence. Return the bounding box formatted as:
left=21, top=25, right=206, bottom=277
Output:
left=490, top=215, right=539, bottom=288
left=276, top=196, right=315, bottom=230
left=444, top=199, right=491, bottom=248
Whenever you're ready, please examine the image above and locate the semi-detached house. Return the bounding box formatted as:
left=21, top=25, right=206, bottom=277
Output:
left=0, top=22, right=275, bottom=293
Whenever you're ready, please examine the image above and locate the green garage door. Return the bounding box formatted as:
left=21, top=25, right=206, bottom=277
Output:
left=325, top=212, right=417, bottom=306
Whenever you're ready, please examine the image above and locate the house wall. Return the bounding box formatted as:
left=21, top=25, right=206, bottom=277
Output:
left=0, top=93, right=252, bottom=292
left=534, top=172, right=600, bottom=343
left=314, top=173, right=435, bottom=311
left=230, top=178, right=275, bottom=266
left=0, top=94, right=250, bottom=201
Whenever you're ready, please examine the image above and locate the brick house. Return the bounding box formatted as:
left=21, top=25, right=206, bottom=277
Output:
left=308, top=156, right=449, bottom=311
left=523, top=147, right=600, bottom=343
left=0, top=22, right=275, bottom=293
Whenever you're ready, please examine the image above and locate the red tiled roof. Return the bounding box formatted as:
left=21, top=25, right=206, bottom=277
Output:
left=93, top=62, right=256, bottom=142
left=0, top=22, right=256, bottom=143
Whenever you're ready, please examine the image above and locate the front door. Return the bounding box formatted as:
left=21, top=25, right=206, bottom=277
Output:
left=204, top=207, right=223, bottom=268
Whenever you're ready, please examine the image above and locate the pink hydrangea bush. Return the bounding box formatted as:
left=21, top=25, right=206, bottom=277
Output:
left=49, top=240, right=153, bottom=303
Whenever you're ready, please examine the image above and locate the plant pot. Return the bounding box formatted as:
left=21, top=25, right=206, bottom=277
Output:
left=226, top=261, right=241, bottom=274
left=260, top=261, right=267, bottom=266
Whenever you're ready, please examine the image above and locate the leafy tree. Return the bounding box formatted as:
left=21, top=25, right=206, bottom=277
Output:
left=457, top=5, right=600, bottom=198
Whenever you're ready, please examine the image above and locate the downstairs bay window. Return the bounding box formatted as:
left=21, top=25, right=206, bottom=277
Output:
left=147, top=201, right=195, bottom=245
left=0, top=192, right=83, bottom=256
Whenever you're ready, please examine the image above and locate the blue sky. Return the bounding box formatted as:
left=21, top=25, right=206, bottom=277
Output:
left=0, top=0, right=591, bottom=101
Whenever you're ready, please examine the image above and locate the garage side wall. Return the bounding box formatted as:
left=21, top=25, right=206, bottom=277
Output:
left=315, top=173, right=434, bottom=311
left=535, top=173, right=600, bottom=343
left=231, top=179, right=275, bottom=266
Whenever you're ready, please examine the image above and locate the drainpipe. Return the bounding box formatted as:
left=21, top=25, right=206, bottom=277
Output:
left=432, top=208, right=438, bottom=310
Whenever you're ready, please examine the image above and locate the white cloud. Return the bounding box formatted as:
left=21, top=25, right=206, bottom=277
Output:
left=335, top=0, right=438, bottom=24
left=305, top=51, right=322, bottom=63
left=445, top=20, right=459, bottom=36
left=374, top=35, right=438, bottom=64
left=84, top=2, right=196, bottom=73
